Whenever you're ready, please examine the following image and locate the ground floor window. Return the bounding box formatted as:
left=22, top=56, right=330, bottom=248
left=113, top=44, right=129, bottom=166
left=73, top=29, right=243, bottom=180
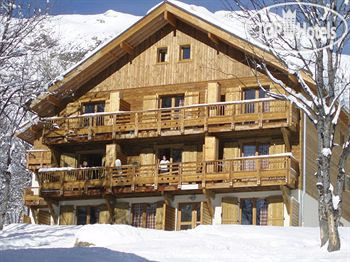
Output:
left=241, top=199, right=268, bottom=226
left=178, top=202, right=201, bottom=230
left=132, top=203, right=157, bottom=229
left=76, top=206, right=100, bottom=225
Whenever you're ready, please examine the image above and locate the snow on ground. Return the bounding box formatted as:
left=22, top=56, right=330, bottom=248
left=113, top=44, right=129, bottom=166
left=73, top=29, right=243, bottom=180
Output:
left=0, top=224, right=349, bottom=262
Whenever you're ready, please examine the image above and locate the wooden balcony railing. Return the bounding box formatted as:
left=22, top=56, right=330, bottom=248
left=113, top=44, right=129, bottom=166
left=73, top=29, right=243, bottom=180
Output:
left=24, top=187, right=47, bottom=207
left=27, top=150, right=52, bottom=171
left=38, top=154, right=298, bottom=198
left=42, top=99, right=298, bottom=144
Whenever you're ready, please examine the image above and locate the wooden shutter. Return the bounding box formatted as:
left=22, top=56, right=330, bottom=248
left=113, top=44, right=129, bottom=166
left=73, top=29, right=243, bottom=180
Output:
left=163, top=203, right=176, bottom=231
left=221, top=197, right=240, bottom=224
left=59, top=205, right=74, bottom=225
left=99, top=204, right=110, bottom=224
left=267, top=196, right=284, bottom=226
left=38, top=210, right=51, bottom=225
left=155, top=201, right=164, bottom=230
left=225, top=87, right=241, bottom=115
left=200, top=202, right=212, bottom=225
left=184, top=91, right=199, bottom=105
left=290, top=198, right=300, bottom=226
left=143, top=95, right=158, bottom=110
left=270, top=141, right=285, bottom=154
left=60, top=153, right=77, bottom=168
left=114, top=202, right=130, bottom=224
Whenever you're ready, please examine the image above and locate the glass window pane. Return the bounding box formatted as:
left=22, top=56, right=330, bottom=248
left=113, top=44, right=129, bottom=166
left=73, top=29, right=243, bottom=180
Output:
left=90, top=207, right=99, bottom=224
left=180, top=225, right=192, bottom=230
left=256, top=199, right=268, bottom=226
left=258, top=144, right=269, bottom=155
left=243, top=145, right=256, bottom=156
left=181, top=46, right=191, bottom=60
left=161, top=97, right=172, bottom=108
left=180, top=204, right=192, bottom=222
left=84, top=104, right=95, bottom=114
left=77, top=207, right=87, bottom=225
left=175, top=96, right=184, bottom=107
left=96, top=103, right=105, bottom=112
left=244, top=89, right=256, bottom=100
left=241, top=199, right=253, bottom=225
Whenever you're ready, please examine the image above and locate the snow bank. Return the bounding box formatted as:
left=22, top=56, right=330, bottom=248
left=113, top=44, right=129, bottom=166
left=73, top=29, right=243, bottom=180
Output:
left=0, top=224, right=349, bottom=262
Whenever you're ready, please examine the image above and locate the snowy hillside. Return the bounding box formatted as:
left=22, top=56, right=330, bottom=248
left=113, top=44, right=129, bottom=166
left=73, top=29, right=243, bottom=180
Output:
left=0, top=224, right=349, bottom=262
left=44, top=10, right=141, bottom=51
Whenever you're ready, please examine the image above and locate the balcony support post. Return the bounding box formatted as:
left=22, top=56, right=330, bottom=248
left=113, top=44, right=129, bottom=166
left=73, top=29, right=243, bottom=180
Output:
left=280, top=185, right=291, bottom=214
left=281, top=127, right=291, bottom=152
left=203, top=189, right=215, bottom=218
left=104, top=196, right=116, bottom=224
left=46, top=200, right=58, bottom=225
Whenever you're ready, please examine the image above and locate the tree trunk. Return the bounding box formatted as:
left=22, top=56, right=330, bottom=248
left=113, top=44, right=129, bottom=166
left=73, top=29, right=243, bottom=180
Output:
left=0, top=170, right=11, bottom=230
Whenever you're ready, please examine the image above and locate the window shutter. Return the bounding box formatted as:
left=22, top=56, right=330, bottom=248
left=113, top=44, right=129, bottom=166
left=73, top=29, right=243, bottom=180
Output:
left=290, top=198, right=300, bottom=226
left=163, top=203, right=176, bottom=231
left=221, top=197, right=240, bottom=224
left=184, top=91, right=199, bottom=105
left=267, top=196, right=284, bottom=226
left=200, top=202, right=212, bottom=225
left=114, top=202, right=130, bottom=224
left=143, top=94, right=159, bottom=110
left=155, top=201, right=164, bottom=230
left=59, top=205, right=74, bottom=225
left=98, top=204, right=110, bottom=224
left=38, top=210, right=51, bottom=225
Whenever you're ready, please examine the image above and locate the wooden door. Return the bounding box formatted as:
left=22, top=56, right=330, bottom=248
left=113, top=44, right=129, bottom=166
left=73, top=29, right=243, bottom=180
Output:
left=38, top=210, right=51, bottom=225
left=267, top=197, right=284, bottom=226
left=221, top=197, right=240, bottom=224
left=177, top=202, right=201, bottom=230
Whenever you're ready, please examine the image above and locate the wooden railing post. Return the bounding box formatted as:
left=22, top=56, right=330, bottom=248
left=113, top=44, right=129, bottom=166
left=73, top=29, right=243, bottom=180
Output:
left=135, top=112, right=139, bottom=137
left=154, top=163, right=159, bottom=190
left=180, top=108, right=185, bottom=134
left=202, top=161, right=206, bottom=188
left=131, top=166, right=136, bottom=192
left=112, top=115, right=116, bottom=139
left=204, top=107, right=208, bottom=132
left=157, top=110, right=161, bottom=135
left=256, top=158, right=261, bottom=186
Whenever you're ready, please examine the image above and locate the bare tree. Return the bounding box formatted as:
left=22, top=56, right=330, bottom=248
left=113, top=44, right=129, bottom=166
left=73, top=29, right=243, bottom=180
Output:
left=0, top=0, right=50, bottom=230
left=227, top=0, right=350, bottom=251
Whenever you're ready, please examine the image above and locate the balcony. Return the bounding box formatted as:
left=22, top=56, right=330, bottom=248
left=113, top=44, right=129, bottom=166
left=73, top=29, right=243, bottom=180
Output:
left=38, top=154, right=298, bottom=198
left=42, top=99, right=298, bottom=144
left=24, top=187, right=47, bottom=207
left=27, top=150, right=52, bottom=171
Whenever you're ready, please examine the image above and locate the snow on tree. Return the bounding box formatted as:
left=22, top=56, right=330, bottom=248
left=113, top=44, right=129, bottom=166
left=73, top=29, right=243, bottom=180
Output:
left=228, top=0, right=350, bottom=251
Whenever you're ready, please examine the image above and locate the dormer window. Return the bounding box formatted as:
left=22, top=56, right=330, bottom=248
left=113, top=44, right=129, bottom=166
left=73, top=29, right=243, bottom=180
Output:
left=157, top=47, right=168, bottom=63
left=179, top=45, right=191, bottom=60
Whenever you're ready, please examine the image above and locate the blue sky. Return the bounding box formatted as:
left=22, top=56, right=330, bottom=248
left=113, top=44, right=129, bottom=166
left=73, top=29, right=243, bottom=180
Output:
left=43, top=0, right=229, bottom=16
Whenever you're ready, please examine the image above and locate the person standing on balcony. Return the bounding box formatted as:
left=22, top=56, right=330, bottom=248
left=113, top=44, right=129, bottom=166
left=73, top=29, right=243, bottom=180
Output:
left=159, top=155, right=169, bottom=173
left=115, top=158, right=122, bottom=175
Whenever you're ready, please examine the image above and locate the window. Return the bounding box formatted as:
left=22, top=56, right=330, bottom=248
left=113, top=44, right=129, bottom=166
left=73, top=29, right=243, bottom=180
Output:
left=76, top=206, right=100, bottom=225
left=178, top=202, right=201, bottom=230
left=132, top=203, right=157, bottom=229
left=179, top=45, right=191, bottom=60
left=81, top=101, right=105, bottom=127
left=241, top=199, right=268, bottom=226
left=243, top=87, right=270, bottom=113
left=242, top=143, right=270, bottom=170
left=159, top=94, right=185, bottom=122
left=157, top=47, right=168, bottom=63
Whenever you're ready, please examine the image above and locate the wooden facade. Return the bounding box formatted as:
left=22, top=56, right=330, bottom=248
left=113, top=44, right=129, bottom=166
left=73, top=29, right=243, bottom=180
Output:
left=19, top=1, right=349, bottom=228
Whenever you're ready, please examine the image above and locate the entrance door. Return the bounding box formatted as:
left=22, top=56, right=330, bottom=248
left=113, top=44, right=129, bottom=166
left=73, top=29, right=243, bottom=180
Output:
left=178, top=202, right=201, bottom=230
left=241, top=199, right=268, bottom=225
left=158, top=147, right=183, bottom=175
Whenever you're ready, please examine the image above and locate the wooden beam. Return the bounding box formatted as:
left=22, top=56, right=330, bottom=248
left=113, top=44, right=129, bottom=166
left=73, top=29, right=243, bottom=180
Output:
left=46, top=200, right=58, bottom=224
left=104, top=196, right=116, bottom=224
left=164, top=10, right=176, bottom=28
left=203, top=189, right=215, bottom=218
left=281, top=127, right=291, bottom=151
left=30, top=207, right=38, bottom=224
left=207, top=32, right=219, bottom=45
left=280, top=185, right=291, bottom=214
left=120, top=41, right=134, bottom=55
left=47, top=95, right=60, bottom=108
left=162, top=192, right=174, bottom=206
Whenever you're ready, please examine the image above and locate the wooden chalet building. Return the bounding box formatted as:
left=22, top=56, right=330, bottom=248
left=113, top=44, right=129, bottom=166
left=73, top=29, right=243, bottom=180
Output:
left=19, top=1, right=350, bottom=228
